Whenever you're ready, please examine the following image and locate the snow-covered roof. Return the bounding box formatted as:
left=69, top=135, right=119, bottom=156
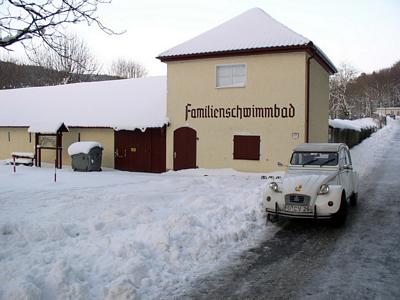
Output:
left=28, top=122, right=69, bottom=134
left=157, top=8, right=336, bottom=74
left=329, top=118, right=378, bottom=132
left=0, top=76, right=168, bottom=131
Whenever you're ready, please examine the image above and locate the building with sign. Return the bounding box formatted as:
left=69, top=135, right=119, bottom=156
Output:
left=157, top=8, right=336, bottom=172
left=0, top=8, right=335, bottom=173
left=375, top=107, right=400, bottom=117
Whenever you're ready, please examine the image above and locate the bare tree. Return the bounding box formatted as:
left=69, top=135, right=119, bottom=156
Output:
left=110, top=58, right=147, bottom=78
left=329, top=63, right=358, bottom=119
left=29, top=33, right=98, bottom=83
left=0, top=0, right=118, bottom=53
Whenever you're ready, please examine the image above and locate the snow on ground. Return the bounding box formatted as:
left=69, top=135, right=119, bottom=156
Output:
left=0, top=118, right=398, bottom=300
left=0, top=164, right=282, bottom=299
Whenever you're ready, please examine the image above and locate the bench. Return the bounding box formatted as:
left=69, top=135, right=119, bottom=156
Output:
left=11, top=152, right=35, bottom=166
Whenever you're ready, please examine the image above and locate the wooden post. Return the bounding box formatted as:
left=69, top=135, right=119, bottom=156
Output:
left=38, top=147, right=41, bottom=167
left=34, top=133, right=38, bottom=167
left=13, top=156, right=16, bottom=173
left=54, top=159, right=57, bottom=182
left=59, top=133, right=63, bottom=168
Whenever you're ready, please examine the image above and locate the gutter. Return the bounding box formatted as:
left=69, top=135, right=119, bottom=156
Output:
left=305, top=50, right=315, bottom=143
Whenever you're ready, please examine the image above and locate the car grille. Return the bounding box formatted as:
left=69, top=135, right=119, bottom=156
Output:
left=285, top=194, right=311, bottom=206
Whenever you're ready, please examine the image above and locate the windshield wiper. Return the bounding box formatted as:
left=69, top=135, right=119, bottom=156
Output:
left=319, top=158, right=336, bottom=166
left=302, top=158, right=318, bottom=166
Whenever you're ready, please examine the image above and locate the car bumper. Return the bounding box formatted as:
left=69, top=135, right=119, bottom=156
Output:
left=266, top=204, right=334, bottom=219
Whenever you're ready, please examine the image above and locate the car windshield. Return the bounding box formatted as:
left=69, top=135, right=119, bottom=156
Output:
left=290, top=152, right=338, bottom=166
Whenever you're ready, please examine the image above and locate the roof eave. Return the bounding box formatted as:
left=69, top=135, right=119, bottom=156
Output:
left=157, top=44, right=337, bottom=75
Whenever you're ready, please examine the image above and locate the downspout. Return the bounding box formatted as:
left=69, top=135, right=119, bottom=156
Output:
left=305, top=51, right=314, bottom=143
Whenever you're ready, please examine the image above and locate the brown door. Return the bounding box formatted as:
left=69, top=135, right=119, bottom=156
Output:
left=115, top=130, right=129, bottom=171
left=173, top=127, right=197, bottom=171
left=115, top=130, right=151, bottom=172
left=114, top=128, right=166, bottom=173
left=150, top=127, right=166, bottom=173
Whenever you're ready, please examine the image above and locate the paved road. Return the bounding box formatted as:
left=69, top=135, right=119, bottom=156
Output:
left=182, top=131, right=400, bottom=299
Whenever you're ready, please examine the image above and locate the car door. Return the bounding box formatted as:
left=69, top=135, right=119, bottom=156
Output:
left=344, top=148, right=357, bottom=194
left=339, top=147, right=353, bottom=198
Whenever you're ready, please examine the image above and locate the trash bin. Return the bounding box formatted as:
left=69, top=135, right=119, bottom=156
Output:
left=68, top=141, right=103, bottom=171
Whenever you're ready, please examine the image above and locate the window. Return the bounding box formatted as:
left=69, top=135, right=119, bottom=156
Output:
left=339, top=149, right=347, bottom=167
left=29, top=133, right=32, bottom=143
left=233, top=135, right=260, bottom=160
left=8, top=132, right=10, bottom=142
left=290, top=152, right=338, bottom=166
left=216, top=64, right=246, bottom=88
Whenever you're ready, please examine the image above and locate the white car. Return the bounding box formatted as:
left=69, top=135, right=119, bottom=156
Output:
left=265, top=143, right=359, bottom=226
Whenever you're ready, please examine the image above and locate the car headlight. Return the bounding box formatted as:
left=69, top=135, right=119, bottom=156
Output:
left=318, top=184, right=330, bottom=195
left=269, top=181, right=279, bottom=192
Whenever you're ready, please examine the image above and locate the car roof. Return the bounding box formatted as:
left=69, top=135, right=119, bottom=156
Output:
left=293, top=143, right=346, bottom=152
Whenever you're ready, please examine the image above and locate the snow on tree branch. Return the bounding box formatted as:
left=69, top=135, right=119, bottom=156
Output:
left=0, top=0, right=120, bottom=52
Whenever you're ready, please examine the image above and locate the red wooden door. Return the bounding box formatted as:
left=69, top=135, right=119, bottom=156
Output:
left=150, top=127, right=166, bottom=173
left=173, top=127, right=197, bottom=171
left=115, top=130, right=151, bottom=172
left=115, top=130, right=129, bottom=171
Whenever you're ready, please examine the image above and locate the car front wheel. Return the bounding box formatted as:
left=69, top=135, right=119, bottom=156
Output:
left=331, top=193, right=348, bottom=227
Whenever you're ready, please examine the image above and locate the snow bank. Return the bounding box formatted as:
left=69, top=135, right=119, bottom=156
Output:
left=0, top=166, right=278, bottom=299
left=68, top=142, right=103, bottom=156
left=329, top=118, right=378, bottom=132
left=351, top=117, right=399, bottom=177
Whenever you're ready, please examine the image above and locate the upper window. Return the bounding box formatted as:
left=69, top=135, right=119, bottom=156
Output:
left=216, top=64, right=246, bottom=88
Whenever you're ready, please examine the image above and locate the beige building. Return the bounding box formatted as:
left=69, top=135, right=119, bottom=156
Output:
left=157, top=8, right=336, bottom=172
left=375, top=107, right=400, bottom=117
left=0, top=8, right=335, bottom=173
left=0, top=77, right=168, bottom=172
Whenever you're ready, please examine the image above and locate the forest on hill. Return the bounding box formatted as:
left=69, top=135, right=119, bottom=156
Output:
left=329, top=60, right=400, bottom=119
left=0, top=60, right=119, bottom=89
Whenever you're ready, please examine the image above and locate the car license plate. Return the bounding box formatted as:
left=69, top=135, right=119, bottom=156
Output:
left=285, top=204, right=312, bottom=213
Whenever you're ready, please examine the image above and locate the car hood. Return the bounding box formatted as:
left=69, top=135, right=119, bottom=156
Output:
left=280, top=170, right=338, bottom=196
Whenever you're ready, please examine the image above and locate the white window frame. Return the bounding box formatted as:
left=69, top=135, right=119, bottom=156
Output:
left=215, top=63, right=247, bottom=88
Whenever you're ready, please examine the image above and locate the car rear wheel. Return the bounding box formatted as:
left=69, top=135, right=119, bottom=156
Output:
left=331, top=193, right=348, bottom=227
left=350, top=192, right=358, bottom=207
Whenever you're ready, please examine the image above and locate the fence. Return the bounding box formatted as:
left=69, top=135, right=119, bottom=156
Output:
left=329, top=127, right=377, bottom=148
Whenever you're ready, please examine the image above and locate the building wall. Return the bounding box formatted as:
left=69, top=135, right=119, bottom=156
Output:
left=166, top=52, right=309, bottom=172
left=75, top=128, right=115, bottom=168
left=0, top=128, right=34, bottom=159
left=375, top=107, right=400, bottom=116
left=0, top=127, right=115, bottom=168
left=308, top=57, right=330, bottom=142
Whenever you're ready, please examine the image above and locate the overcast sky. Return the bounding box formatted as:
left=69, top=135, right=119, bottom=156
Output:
left=4, top=0, right=400, bottom=76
